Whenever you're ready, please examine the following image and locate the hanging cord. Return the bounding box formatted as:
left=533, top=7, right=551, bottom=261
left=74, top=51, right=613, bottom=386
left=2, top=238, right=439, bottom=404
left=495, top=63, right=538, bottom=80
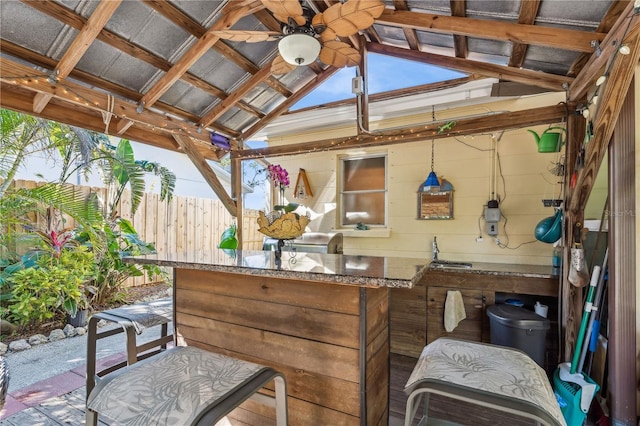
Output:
left=430, top=106, right=436, bottom=172
left=101, top=94, right=114, bottom=133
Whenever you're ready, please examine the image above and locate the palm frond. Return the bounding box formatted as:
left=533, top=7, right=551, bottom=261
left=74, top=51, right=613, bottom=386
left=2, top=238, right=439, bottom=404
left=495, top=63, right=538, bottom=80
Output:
left=16, top=183, right=103, bottom=232
left=137, top=161, right=176, bottom=202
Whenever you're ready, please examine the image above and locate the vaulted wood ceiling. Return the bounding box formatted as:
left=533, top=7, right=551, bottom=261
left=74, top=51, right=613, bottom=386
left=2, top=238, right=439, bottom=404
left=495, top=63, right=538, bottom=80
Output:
left=1, top=0, right=639, bottom=214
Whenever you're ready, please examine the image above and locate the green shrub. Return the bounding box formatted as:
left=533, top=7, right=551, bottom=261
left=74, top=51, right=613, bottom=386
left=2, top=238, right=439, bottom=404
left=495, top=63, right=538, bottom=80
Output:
left=6, top=247, right=96, bottom=325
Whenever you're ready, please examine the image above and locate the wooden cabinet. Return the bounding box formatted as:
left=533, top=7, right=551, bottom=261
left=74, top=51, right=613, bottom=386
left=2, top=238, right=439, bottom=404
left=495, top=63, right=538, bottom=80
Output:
left=426, top=286, right=492, bottom=345
left=390, top=280, right=426, bottom=357
left=390, top=265, right=558, bottom=358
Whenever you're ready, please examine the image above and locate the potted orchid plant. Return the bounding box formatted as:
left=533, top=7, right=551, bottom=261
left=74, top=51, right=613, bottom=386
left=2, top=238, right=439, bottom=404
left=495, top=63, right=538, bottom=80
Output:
left=256, top=164, right=310, bottom=241
left=266, top=164, right=290, bottom=207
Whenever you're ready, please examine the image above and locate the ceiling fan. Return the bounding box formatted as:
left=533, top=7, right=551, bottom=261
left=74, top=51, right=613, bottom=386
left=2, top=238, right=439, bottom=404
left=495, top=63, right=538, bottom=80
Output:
left=212, top=0, right=385, bottom=74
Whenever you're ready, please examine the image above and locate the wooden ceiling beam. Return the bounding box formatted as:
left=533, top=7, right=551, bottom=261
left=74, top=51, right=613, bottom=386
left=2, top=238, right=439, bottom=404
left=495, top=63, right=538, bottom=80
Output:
left=568, top=0, right=640, bottom=102
left=1, top=82, right=222, bottom=161
left=240, top=67, right=340, bottom=141
left=15, top=1, right=250, bottom=133
left=0, top=58, right=221, bottom=153
left=392, top=0, right=420, bottom=50
left=139, top=1, right=263, bottom=109
left=1, top=38, right=239, bottom=138
left=232, top=104, right=567, bottom=159
left=449, top=0, right=468, bottom=58
left=173, top=135, right=237, bottom=217
left=376, top=9, right=605, bottom=53
left=32, top=0, right=122, bottom=114
left=143, top=1, right=292, bottom=100
left=567, top=0, right=629, bottom=77
left=508, top=0, right=541, bottom=68
left=367, top=42, right=573, bottom=91
left=567, top=25, right=640, bottom=213
left=289, top=74, right=483, bottom=115
left=199, top=64, right=273, bottom=128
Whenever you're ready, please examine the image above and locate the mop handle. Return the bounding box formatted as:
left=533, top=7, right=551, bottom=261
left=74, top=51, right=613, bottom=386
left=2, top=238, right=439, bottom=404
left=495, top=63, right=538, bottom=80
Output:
left=570, top=265, right=601, bottom=375
left=577, top=249, right=609, bottom=372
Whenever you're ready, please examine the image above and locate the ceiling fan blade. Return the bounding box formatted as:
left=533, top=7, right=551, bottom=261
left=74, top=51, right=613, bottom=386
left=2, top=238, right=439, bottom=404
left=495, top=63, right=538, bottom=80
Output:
left=312, top=14, right=336, bottom=42
left=211, top=30, right=281, bottom=43
left=271, top=54, right=297, bottom=75
left=261, top=0, right=306, bottom=26
left=320, top=0, right=385, bottom=38
left=318, top=41, right=361, bottom=68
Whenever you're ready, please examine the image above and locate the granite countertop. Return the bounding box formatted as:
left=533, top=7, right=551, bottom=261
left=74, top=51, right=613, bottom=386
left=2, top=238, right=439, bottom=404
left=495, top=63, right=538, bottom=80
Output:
left=428, top=261, right=556, bottom=278
left=125, top=250, right=429, bottom=289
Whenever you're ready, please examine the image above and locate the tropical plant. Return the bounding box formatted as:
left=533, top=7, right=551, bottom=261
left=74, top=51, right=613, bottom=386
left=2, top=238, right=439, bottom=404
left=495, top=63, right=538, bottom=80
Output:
left=77, top=216, right=166, bottom=305
left=4, top=246, right=96, bottom=325
left=98, top=139, right=175, bottom=219
left=1, top=111, right=175, bottom=308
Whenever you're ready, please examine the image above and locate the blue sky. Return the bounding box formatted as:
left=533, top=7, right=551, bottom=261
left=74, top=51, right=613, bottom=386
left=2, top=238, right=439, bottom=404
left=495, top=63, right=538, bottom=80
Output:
left=291, top=52, right=466, bottom=110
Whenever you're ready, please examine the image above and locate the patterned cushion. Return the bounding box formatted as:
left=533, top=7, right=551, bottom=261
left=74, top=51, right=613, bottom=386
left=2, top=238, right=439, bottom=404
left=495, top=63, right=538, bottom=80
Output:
left=405, top=338, right=566, bottom=426
left=87, top=346, right=268, bottom=425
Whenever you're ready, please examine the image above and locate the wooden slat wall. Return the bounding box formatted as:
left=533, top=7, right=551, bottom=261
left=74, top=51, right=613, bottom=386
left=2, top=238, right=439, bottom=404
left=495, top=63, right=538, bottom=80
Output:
left=175, top=269, right=363, bottom=424
left=11, top=180, right=265, bottom=286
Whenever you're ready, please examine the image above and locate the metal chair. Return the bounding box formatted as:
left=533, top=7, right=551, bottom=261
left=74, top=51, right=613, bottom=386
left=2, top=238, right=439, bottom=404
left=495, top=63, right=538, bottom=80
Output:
left=404, top=338, right=566, bottom=426
left=86, top=346, right=288, bottom=426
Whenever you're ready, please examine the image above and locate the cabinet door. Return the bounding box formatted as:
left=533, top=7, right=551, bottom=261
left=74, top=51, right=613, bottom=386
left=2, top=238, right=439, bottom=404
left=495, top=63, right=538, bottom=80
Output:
left=427, top=287, right=485, bottom=344
left=390, top=283, right=426, bottom=358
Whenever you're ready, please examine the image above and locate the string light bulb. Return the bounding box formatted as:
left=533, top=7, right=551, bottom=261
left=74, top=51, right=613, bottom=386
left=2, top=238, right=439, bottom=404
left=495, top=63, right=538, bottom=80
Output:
left=595, top=74, right=607, bottom=86
left=618, top=44, right=630, bottom=55
left=47, top=70, right=59, bottom=85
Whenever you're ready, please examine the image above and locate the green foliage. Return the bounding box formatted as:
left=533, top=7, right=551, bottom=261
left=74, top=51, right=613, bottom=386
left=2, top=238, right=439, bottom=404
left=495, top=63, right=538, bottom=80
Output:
left=1, top=111, right=175, bottom=315
left=5, top=247, right=96, bottom=325
left=76, top=217, right=165, bottom=305
left=273, top=202, right=300, bottom=213
left=99, top=139, right=176, bottom=217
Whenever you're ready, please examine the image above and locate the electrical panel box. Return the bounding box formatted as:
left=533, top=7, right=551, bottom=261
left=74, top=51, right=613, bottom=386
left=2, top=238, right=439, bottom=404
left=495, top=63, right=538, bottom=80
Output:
left=485, top=200, right=501, bottom=236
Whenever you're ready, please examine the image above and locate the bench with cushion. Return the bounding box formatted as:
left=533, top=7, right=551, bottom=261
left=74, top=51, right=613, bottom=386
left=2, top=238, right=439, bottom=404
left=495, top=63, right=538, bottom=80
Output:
left=86, top=297, right=174, bottom=396
left=404, top=338, right=566, bottom=426
left=86, top=345, right=287, bottom=425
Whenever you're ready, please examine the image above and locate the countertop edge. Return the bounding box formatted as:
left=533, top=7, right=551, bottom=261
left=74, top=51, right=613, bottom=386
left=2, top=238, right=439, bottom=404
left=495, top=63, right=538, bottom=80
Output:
left=126, top=256, right=417, bottom=289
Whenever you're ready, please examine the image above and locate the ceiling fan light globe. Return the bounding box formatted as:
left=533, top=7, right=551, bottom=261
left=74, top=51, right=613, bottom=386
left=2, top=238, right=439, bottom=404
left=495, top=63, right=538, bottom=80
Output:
left=278, top=33, right=321, bottom=66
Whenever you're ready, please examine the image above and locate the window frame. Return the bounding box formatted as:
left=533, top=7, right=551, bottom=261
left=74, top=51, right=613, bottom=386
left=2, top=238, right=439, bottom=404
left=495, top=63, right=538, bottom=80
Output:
left=338, top=153, right=388, bottom=228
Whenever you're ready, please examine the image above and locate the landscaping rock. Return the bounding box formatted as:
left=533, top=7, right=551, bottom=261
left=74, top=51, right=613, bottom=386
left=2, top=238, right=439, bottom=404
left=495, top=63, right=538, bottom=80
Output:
left=9, top=339, right=31, bottom=352
left=0, top=319, right=18, bottom=334
left=76, top=327, right=87, bottom=336
left=28, top=334, right=48, bottom=346
left=63, top=324, right=77, bottom=337
left=0, top=342, right=7, bottom=355
left=48, top=329, right=66, bottom=342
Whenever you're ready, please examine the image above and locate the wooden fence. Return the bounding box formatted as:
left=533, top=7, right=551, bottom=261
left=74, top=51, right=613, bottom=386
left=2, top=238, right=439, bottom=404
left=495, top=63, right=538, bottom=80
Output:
left=12, top=180, right=265, bottom=286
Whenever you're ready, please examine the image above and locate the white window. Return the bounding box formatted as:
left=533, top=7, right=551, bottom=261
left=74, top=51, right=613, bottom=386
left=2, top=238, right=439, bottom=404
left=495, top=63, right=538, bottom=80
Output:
left=339, top=154, right=387, bottom=227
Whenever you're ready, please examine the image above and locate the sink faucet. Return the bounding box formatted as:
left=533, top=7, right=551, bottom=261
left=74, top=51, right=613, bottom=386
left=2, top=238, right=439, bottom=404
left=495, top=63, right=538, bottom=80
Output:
left=432, top=236, right=439, bottom=260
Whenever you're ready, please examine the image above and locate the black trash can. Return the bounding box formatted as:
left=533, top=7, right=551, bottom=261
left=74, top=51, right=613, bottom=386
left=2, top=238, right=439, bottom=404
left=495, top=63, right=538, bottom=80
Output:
left=486, top=304, right=550, bottom=367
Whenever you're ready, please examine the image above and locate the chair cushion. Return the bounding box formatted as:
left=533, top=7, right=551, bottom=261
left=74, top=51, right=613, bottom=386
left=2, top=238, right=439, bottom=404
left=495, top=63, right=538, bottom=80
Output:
left=87, top=346, right=269, bottom=425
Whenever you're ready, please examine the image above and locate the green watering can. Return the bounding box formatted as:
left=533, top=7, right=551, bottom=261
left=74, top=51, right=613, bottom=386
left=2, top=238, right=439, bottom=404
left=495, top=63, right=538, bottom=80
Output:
left=528, top=127, right=567, bottom=153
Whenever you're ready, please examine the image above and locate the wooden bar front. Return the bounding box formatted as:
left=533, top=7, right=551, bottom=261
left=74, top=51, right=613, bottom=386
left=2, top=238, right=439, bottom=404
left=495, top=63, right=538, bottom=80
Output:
left=174, top=267, right=390, bottom=425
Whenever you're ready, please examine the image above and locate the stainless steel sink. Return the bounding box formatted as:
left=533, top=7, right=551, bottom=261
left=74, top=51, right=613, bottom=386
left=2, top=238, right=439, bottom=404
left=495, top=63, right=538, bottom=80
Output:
left=430, top=260, right=473, bottom=269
